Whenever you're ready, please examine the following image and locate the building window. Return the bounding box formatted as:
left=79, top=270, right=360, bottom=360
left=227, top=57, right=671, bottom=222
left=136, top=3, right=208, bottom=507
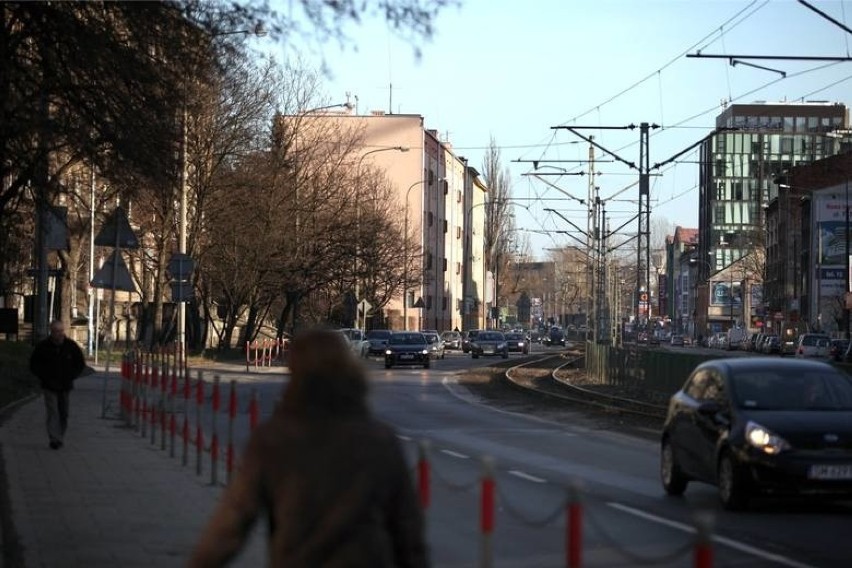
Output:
left=428, top=212, right=433, bottom=226
left=406, top=290, right=414, bottom=307
left=443, top=219, right=448, bottom=233
left=427, top=295, right=432, bottom=310
left=442, top=297, right=447, bottom=310
left=456, top=226, right=462, bottom=239
left=456, top=190, right=462, bottom=203
left=456, top=262, right=461, bottom=275
left=442, top=180, right=448, bottom=195
left=426, top=252, right=433, bottom=269
left=442, top=258, right=447, bottom=272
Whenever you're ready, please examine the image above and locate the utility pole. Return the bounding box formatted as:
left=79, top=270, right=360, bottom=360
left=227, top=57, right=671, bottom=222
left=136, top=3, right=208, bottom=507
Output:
left=639, top=122, right=652, bottom=328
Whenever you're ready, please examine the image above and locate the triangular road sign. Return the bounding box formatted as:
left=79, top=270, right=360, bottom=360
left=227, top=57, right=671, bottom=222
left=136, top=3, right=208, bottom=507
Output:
left=91, top=250, right=137, bottom=293
left=95, top=207, right=140, bottom=249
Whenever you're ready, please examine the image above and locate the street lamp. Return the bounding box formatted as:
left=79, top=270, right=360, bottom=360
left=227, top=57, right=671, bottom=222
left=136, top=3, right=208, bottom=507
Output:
left=177, top=24, right=266, bottom=368
left=353, top=146, right=409, bottom=330
left=404, top=177, right=444, bottom=330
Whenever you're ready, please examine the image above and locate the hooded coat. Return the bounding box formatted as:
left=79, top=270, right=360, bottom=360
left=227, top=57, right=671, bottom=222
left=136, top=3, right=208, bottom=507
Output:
left=190, top=329, right=428, bottom=568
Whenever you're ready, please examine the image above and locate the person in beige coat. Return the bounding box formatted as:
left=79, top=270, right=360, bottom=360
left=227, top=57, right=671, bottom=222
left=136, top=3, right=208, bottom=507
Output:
left=190, top=328, right=428, bottom=567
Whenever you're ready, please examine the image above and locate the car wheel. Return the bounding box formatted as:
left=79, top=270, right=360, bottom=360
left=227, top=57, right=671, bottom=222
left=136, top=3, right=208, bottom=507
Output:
left=502, top=351, right=508, bottom=359
left=441, top=352, right=445, bottom=359
left=384, top=362, right=392, bottom=369
left=718, top=451, right=749, bottom=511
left=424, top=361, right=430, bottom=369
left=472, top=353, right=479, bottom=359
left=660, top=438, right=688, bottom=496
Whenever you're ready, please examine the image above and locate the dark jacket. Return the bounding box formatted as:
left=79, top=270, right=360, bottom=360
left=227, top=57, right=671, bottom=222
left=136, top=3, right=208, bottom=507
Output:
left=29, top=337, right=86, bottom=392
left=190, top=329, right=428, bottom=568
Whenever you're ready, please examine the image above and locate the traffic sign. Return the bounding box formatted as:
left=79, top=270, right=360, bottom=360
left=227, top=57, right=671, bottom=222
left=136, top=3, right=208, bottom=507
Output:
left=167, top=253, right=195, bottom=281
left=91, top=250, right=137, bottom=293
left=95, top=207, right=140, bottom=249
left=358, top=299, right=372, bottom=315
left=170, top=281, right=194, bottom=303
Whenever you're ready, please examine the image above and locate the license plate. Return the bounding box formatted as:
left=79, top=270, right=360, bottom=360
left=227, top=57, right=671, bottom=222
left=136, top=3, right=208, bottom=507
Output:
left=400, top=354, right=414, bottom=360
left=808, top=464, right=852, bottom=480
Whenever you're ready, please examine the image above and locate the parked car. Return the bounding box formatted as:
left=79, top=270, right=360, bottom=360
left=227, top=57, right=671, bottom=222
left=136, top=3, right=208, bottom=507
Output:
left=364, top=329, right=393, bottom=357
left=830, top=339, right=849, bottom=362
left=440, top=330, right=462, bottom=350
left=795, top=333, right=831, bottom=359
left=384, top=332, right=430, bottom=369
left=504, top=332, right=530, bottom=354
left=761, top=335, right=781, bottom=355
left=422, top=330, right=445, bottom=359
left=470, top=331, right=509, bottom=359
left=670, top=334, right=685, bottom=347
left=462, top=330, right=481, bottom=353
left=660, top=357, right=852, bottom=510
left=339, top=328, right=368, bottom=356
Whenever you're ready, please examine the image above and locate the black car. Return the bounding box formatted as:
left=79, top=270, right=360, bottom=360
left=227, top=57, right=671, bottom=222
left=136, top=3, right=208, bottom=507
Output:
left=384, top=332, right=431, bottom=369
left=365, top=329, right=393, bottom=356
left=470, top=331, right=509, bottom=359
left=504, top=332, right=530, bottom=354
left=661, top=358, right=852, bottom=510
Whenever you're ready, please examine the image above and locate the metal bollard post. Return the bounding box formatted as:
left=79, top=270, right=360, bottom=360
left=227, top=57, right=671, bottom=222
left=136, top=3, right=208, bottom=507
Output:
left=160, top=361, right=168, bottom=451
left=141, top=355, right=149, bottom=439
left=693, top=511, right=714, bottom=568
left=210, top=375, right=221, bottom=486
left=480, top=456, right=495, bottom=568
left=169, top=363, right=178, bottom=458
left=226, top=380, right=237, bottom=484
left=132, top=355, right=141, bottom=431
left=567, top=482, right=583, bottom=568
left=182, top=370, right=190, bottom=467
left=248, top=388, right=259, bottom=430
left=195, top=371, right=205, bottom=477
left=417, top=440, right=431, bottom=510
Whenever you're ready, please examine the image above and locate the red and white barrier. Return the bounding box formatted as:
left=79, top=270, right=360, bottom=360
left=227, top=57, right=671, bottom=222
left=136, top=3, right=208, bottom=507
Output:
left=195, top=372, right=205, bottom=476
left=226, top=380, right=237, bottom=484
left=249, top=388, right=260, bottom=431
left=182, top=370, right=191, bottom=467
left=417, top=441, right=431, bottom=510
left=245, top=338, right=288, bottom=371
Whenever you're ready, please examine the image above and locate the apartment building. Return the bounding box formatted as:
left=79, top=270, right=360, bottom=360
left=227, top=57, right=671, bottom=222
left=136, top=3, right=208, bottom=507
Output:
left=301, top=110, right=486, bottom=332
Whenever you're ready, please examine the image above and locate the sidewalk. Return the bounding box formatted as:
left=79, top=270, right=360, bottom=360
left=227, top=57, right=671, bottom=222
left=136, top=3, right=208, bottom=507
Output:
left=0, top=372, right=267, bottom=568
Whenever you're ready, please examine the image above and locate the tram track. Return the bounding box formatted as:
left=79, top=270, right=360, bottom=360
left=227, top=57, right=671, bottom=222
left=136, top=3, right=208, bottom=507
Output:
left=502, top=345, right=668, bottom=423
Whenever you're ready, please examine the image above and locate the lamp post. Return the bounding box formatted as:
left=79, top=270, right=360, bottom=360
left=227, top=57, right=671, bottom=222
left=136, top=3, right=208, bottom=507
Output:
left=404, top=178, right=442, bottom=330
left=177, top=24, right=266, bottom=364
left=353, top=146, right=409, bottom=330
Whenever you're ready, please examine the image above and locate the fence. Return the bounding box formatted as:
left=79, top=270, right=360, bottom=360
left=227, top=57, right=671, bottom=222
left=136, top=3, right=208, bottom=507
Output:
left=245, top=338, right=287, bottom=371
left=116, top=352, right=718, bottom=567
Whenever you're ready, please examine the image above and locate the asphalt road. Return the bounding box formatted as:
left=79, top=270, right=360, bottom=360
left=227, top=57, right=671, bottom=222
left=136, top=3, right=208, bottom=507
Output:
left=183, top=344, right=852, bottom=567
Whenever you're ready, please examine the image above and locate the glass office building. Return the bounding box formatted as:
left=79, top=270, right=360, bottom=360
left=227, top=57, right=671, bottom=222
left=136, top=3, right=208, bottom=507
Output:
left=696, top=102, right=848, bottom=333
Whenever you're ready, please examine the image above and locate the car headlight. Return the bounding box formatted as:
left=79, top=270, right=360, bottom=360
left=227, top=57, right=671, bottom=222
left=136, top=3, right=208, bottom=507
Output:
left=745, top=421, right=791, bottom=455
left=385, top=349, right=392, bottom=355
left=517, top=342, right=524, bottom=347
left=421, top=349, right=429, bottom=355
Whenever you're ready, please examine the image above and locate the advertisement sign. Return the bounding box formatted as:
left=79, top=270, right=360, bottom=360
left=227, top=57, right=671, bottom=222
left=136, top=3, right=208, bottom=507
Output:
left=819, top=266, right=846, bottom=296
left=709, top=280, right=742, bottom=306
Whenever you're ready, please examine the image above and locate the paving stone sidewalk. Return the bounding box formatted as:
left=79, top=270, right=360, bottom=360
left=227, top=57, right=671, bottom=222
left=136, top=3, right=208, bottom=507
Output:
left=0, top=372, right=267, bottom=568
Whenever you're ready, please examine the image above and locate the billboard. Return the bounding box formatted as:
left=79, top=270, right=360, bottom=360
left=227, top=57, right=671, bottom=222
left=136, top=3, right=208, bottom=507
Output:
left=709, top=280, right=742, bottom=307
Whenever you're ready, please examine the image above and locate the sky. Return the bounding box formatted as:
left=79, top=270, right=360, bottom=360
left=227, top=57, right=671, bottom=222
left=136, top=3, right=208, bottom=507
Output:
left=263, top=0, right=852, bottom=259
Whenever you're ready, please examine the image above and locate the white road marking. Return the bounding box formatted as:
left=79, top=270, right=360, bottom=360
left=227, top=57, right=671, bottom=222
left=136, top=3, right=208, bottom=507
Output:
left=441, top=449, right=470, bottom=459
left=607, top=502, right=816, bottom=568
left=508, top=470, right=547, bottom=484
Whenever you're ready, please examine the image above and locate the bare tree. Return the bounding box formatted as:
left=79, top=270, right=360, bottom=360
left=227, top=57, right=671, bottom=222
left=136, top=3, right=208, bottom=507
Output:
left=482, top=137, right=515, bottom=319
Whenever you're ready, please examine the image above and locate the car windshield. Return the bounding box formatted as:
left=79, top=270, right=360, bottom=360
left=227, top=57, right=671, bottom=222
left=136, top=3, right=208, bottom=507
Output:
left=366, top=330, right=391, bottom=340
left=424, top=334, right=439, bottom=343
left=732, top=369, right=852, bottom=410
left=478, top=332, right=504, bottom=341
left=505, top=333, right=523, bottom=341
left=341, top=329, right=362, bottom=340
left=801, top=335, right=829, bottom=346
left=441, top=332, right=459, bottom=339
left=388, top=333, right=426, bottom=345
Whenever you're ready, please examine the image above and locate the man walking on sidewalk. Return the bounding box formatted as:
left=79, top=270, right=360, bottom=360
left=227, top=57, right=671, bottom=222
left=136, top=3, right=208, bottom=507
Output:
left=29, top=319, right=86, bottom=449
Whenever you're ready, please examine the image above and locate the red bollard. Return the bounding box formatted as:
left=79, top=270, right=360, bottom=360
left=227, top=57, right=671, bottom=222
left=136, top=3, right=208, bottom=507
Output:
left=226, top=380, right=237, bottom=482
left=567, top=484, right=583, bottom=568
left=182, top=372, right=190, bottom=466
left=169, top=365, right=178, bottom=458
left=480, top=457, right=495, bottom=568
left=195, top=372, right=205, bottom=476
left=417, top=440, right=431, bottom=510
left=248, top=389, right=259, bottom=430
left=693, top=513, right=714, bottom=568
left=211, top=376, right=221, bottom=485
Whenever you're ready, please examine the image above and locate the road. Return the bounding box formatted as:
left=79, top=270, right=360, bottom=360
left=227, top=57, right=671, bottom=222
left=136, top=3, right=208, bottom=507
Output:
left=174, top=343, right=852, bottom=567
